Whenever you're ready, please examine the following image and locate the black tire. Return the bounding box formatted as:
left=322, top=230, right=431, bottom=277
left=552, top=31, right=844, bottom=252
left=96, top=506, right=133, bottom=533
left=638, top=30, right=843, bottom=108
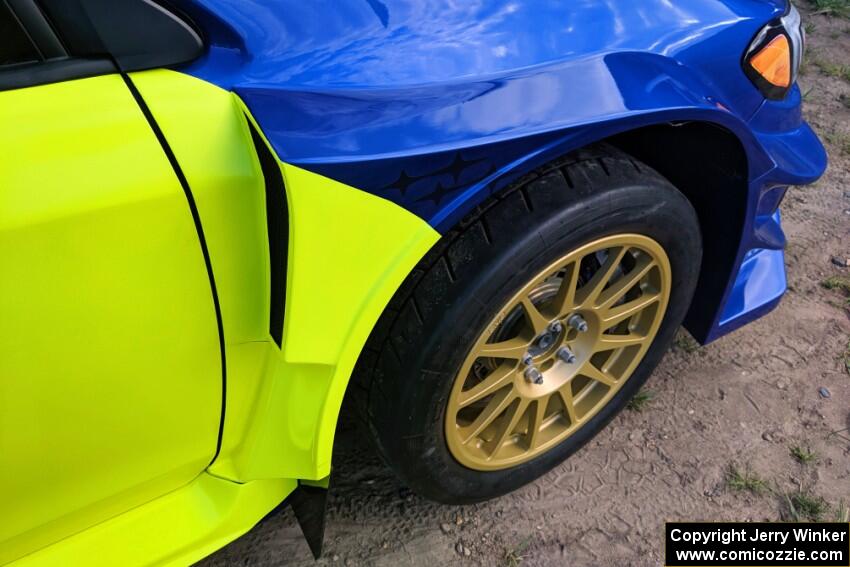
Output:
left=353, top=145, right=702, bottom=504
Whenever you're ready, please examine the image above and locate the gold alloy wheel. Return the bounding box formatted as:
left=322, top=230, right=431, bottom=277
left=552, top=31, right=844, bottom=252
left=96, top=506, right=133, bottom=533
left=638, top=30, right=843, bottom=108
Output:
left=445, top=234, right=672, bottom=471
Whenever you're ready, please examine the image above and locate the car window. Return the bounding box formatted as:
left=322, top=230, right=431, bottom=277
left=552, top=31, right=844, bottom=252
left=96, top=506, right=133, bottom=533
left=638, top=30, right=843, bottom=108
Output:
left=0, top=3, right=40, bottom=66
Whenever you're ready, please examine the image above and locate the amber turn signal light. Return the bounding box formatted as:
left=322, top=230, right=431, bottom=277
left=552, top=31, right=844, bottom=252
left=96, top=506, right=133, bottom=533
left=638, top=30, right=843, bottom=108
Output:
left=749, top=34, right=791, bottom=88
left=743, top=4, right=804, bottom=100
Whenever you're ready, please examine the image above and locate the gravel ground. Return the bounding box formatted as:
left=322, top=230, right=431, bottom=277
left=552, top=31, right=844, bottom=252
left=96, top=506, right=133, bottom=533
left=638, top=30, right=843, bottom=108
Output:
left=201, top=5, right=850, bottom=566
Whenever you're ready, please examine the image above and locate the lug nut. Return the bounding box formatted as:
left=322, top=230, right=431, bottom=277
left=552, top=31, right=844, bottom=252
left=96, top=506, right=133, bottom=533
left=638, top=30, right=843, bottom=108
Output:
left=548, top=320, right=563, bottom=334
left=567, top=314, right=588, bottom=333
left=524, top=366, right=544, bottom=385
left=557, top=346, right=577, bottom=364
left=522, top=353, right=533, bottom=366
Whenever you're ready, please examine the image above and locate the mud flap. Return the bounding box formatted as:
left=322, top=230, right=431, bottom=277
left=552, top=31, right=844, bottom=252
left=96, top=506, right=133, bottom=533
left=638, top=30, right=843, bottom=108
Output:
left=290, top=480, right=329, bottom=559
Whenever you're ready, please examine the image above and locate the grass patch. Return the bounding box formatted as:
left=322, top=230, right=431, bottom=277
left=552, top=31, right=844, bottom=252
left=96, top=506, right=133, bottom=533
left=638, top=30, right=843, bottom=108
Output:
left=785, top=492, right=829, bottom=522
left=726, top=465, right=769, bottom=494
left=790, top=445, right=817, bottom=464
left=813, top=58, right=850, bottom=82
left=808, top=0, right=850, bottom=17
left=821, top=275, right=850, bottom=293
left=503, top=536, right=532, bottom=567
left=821, top=276, right=850, bottom=312
left=824, top=131, right=850, bottom=155
left=802, top=86, right=816, bottom=101
left=627, top=389, right=654, bottom=412
left=835, top=500, right=849, bottom=522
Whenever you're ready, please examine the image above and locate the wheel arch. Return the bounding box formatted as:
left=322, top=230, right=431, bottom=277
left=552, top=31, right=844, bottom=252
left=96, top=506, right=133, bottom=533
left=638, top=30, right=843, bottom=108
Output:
left=607, top=122, right=749, bottom=343
left=421, top=114, right=754, bottom=343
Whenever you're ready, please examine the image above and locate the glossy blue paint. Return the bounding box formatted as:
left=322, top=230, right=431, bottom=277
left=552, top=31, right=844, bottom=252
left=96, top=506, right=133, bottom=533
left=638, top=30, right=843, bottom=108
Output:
left=707, top=106, right=827, bottom=340
left=174, top=0, right=826, bottom=343
left=718, top=246, right=787, bottom=330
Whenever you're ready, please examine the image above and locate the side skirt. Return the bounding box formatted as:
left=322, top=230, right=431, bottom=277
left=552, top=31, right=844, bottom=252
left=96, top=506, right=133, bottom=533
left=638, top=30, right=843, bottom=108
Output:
left=9, top=474, right=295, bottom=567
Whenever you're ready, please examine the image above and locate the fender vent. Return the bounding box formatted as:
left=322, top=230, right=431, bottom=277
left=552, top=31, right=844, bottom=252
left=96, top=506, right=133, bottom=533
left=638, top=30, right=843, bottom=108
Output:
left=248, top=120, right=288, bottom=347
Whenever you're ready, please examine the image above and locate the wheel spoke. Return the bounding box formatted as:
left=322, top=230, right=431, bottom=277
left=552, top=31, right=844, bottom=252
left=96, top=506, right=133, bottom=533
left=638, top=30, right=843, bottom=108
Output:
left=600, top=292, right=661, bottom=330
left=461, top=388, right=515, bottom=444
left=579, top=362, right=617, bottom=387
left=519, top=296, right=549, bottom=335
left=596, top=255, right=655, bottom=310
left=595, top=332, right=650, bottom=351
left=485, top=398, right=529, bottom=458
left=478, top=336, right=530, bottom=360
left=526, top=398, right=548, bottom=450
left=576, top=247, right=628, bottom=307
left=557, top=384, right=579, bottom=425
left=457, top=364, right=515, bottom=408
left=551, top=261, right=581, bottom=315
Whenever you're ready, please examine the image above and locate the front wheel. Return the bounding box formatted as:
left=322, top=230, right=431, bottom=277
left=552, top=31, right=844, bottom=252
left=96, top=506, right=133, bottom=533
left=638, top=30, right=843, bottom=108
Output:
left=356, top=146, right=702, bottom=503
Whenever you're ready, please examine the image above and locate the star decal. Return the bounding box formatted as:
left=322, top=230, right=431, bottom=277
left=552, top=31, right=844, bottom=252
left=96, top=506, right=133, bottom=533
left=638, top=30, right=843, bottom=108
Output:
left=418, top=179, right=460, bottom=207
left=444, top=152, right=481, bottom=184
left=382, top=168, right=419, bottom=197
left=419, top=181, right=457, bottom=207
left=380, top=152, right=498, bottom=208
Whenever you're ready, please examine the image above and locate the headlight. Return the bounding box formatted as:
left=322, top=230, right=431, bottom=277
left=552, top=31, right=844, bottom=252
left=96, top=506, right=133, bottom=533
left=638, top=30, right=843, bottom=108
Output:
left=742, top=3, right=805, bottom=100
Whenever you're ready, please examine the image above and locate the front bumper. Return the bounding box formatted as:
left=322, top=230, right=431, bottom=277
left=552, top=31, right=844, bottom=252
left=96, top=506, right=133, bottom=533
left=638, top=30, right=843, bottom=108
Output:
left=704, top=96, right=826, bottom=342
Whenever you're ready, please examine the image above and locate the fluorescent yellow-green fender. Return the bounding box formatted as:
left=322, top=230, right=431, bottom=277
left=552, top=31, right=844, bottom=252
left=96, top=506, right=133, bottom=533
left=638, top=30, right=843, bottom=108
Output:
left=224, top=159, right=440, bottom=480
left=131, top=70, right=440, bottom=481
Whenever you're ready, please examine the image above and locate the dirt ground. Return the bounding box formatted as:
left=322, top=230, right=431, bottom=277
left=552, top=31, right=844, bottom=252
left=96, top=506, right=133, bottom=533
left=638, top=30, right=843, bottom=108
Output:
left=201, top=6, right=850, bottom=566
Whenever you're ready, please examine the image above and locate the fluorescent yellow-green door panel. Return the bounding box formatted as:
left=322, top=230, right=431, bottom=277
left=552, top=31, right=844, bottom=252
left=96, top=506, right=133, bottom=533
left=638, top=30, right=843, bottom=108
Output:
left=0, top=75, right=221, bottom=563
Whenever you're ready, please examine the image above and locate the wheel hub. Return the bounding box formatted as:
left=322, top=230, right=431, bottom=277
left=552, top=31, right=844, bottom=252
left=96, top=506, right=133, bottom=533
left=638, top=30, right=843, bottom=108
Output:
left=527, top=327, right=560, bottom=357
left=520, top=311, right=595, bottom=389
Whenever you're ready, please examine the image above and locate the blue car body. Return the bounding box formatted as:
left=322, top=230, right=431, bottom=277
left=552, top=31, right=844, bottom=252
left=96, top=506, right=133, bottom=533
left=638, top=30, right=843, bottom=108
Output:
left=177, top=0, right=826, bottom=342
